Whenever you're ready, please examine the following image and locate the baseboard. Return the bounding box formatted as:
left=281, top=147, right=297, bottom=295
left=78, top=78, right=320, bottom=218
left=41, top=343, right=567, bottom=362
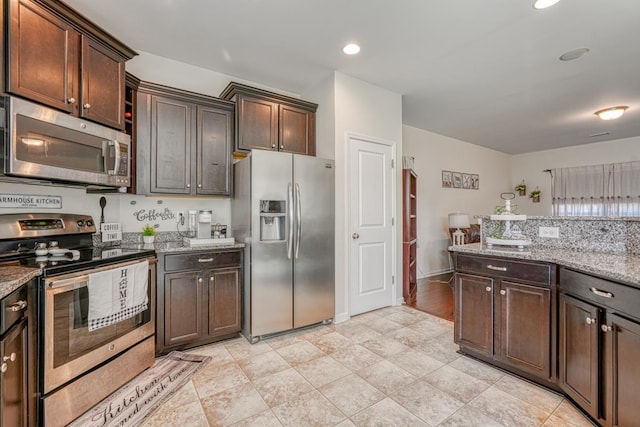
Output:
left=333, top=312, right=350, bottom=324
left=418, top=269, right=454, bottom=280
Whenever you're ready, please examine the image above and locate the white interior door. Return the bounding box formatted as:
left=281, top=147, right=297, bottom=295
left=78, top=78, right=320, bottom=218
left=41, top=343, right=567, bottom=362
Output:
left=348, top=135, right=394, bottom=316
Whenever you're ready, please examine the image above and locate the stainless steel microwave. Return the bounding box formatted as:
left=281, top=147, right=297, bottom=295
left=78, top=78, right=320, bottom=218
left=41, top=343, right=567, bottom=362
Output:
left=1, top=96, right=131, bottom=188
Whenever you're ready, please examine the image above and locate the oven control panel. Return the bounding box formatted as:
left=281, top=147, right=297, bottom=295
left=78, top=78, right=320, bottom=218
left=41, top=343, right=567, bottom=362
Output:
left=19, top=219, right=64, bottom=231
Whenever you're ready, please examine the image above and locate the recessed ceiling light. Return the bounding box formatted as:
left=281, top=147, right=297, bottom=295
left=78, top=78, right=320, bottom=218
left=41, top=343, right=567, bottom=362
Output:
left=533, top=0, right=561, bottom=9
left=594, top=106, right=628, bottom=121
left=343, top=44, right=360, bottom=55
left=559, top=47, right=590, bottom=61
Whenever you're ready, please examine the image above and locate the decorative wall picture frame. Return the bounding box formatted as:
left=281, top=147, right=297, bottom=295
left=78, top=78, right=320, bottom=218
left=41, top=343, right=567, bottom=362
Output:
left=452, top=172, right=462, bottom=188
left=462, top=173, right=471, bottom=189
left=471, top=174, right=479, bottom=190
left=442, top=170, right=452, bottom=188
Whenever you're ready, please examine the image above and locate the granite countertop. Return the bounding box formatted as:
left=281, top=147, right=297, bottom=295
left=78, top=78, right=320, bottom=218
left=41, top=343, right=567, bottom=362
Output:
left=125, top=240, right=245, bottom=254
left=449, top=243, right=640, bottom=288
left=0, top=266, right=41, bottom=300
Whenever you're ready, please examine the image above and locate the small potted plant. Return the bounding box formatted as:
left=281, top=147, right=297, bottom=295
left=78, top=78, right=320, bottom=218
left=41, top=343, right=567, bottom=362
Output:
left=514, top=180, right=527, bottom=196
left=142, top=224, right=156, bottom=244
left=529, top=187, right=541, bottom=203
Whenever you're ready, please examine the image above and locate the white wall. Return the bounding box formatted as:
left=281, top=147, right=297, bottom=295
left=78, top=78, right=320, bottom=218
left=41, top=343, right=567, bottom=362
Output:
left=302, top=74, right=336, bottom=160
left=511, top=136, right=640, bottom=216
left=402, top=126, right=512, bottom=277
left=332, top=72, right=404, bottom=322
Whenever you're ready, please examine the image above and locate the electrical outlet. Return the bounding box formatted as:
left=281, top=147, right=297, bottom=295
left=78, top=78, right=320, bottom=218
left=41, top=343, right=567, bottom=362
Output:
left=177, top=211, right=185, bottom=225
left=538, top=226, right=559, bottom=238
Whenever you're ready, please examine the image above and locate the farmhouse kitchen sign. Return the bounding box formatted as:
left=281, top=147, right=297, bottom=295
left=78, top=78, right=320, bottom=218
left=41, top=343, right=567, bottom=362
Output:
left=0, top=193, right=62, bottom=209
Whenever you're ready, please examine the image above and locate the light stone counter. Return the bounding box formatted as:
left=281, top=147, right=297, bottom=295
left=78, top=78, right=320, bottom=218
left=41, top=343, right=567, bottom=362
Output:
left=449, top=243, right=640, bottom=288
left=0, top=266, right=41, bottom=300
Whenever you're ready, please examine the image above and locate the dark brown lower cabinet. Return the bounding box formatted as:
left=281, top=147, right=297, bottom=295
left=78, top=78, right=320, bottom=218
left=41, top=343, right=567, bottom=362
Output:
left=559, top=267, right=640, bottom=427
left=454, top=254, right=555, bottom=385
left=157, top=249, right=242, bottom=354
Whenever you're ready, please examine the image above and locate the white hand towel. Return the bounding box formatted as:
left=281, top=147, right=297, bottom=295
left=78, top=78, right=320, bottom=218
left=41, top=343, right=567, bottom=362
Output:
left=88, top=261, right=149, bottom=331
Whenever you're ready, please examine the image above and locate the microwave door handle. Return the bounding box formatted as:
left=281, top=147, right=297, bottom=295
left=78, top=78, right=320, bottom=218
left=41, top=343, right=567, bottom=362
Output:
left=105, top=140, right=120, bottom=176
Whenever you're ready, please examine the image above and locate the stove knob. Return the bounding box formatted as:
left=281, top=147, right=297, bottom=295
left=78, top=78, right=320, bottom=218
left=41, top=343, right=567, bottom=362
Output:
left=48, top=241, right=58, bottom=249
left=86, top=219, right=94, bottom=227
left=77, top=220, right=85, bottom=227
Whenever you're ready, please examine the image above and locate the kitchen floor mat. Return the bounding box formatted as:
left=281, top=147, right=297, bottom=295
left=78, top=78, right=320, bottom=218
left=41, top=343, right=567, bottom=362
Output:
left=68, top=351, right=211, bottom=427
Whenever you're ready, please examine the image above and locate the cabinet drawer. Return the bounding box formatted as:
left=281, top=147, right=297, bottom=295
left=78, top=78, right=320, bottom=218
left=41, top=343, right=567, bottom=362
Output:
left=163, top=251, right=241, bottom=272
left=1, top=284, right=28, bottom=335
left=456, top=254, right=554, bottom=285
left=560, top=268, right=640, bottom=320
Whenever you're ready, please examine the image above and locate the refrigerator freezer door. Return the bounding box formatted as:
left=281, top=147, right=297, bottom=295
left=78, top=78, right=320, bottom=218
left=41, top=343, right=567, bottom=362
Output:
left=250, top=150, right=294, bottom=336
left=293, top=154, right=335, bottom=328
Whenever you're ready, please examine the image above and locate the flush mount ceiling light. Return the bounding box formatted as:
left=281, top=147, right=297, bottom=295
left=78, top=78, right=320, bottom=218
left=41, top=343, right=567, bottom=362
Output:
left=342, top=43, right=360, bottom=55
left=533, top=0, right=561, bottom=9
left=594, top=106, right=628, bottom=121
left=559, top=47, right=589, bottom=61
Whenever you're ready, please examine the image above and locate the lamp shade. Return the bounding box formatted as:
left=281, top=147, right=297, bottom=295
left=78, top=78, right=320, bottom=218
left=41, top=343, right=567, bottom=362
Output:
left=448, top=213, right=470, bottom=229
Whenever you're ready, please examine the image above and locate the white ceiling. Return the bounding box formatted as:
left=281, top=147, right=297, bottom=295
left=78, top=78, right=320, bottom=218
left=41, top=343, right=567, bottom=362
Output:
left=64, top=0, right=640, bottom=155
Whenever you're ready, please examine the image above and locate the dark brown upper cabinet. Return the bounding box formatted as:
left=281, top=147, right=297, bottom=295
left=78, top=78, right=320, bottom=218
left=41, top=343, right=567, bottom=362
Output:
left=220, top=82, right=317, bottom=156
left=6, top=0, right=136, bottom=130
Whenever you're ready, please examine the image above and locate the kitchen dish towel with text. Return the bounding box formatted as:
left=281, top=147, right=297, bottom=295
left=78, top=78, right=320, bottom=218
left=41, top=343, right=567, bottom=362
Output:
left=87, top=260, right=149, bottom=331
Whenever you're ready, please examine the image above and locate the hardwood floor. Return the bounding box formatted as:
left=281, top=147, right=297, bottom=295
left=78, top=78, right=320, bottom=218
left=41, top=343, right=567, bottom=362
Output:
left=406, top=272, right=454, bottom=321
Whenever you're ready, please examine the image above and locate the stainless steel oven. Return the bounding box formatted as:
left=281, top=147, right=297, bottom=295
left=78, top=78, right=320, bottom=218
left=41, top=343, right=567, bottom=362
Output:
left=0, top=213, right=156, bottom=427
left=41, top=258, right=156, bottom=427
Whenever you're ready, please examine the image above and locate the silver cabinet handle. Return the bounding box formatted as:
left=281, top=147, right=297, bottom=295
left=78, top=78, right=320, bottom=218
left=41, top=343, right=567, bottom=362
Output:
left=198, top=258, right=214, bottom=263
left=2, top=353, right=16, bottom=363
left=585, top=317, right=596, bottom=325
left=487, top=265, right=507, bottom=271
left=589, top=287, right=613, bottom=298
left=83, top=103, right=91, bottom=109
left=601, top=324, right=612, bottom=332
left=485, top=286, right=491, bottom=292
left=67, top=97, right=76, bottom=104
left=295, top=183, right=301, bottom=259
left=500, top=290, right=506, bottom=296
left=352, top=233, right=360, bottom=239
left=7, top=300, right=27, bottom=312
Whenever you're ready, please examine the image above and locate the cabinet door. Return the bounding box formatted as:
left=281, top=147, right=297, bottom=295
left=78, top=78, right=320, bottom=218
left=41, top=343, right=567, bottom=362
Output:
left=208, top=268, right=241, bottom=337
left=1, top=319, right=27, bottom=427
left=454, top=273, right=493, bottom=357
left=80, top=36, right=125, bottom=129
left=236, top=95, right=278, bottom=151
left=559, top=293, right=601, bottom=420
left=163, top=271, right=205, bottom=347
left=496, top=281, right=551, bottom=380
left=150, top=96, right=192, bottom=194
left=196, top=105, right=232, bottom=196
left=603, top=313, right=640, bottom=427
left=8, top=0, right=79, bottom=114
left=279, top=104, right=315, bottom=155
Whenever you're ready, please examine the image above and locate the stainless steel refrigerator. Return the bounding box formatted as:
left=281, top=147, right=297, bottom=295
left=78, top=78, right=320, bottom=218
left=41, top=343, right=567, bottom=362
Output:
left=232, top=150, right=335, bottom=342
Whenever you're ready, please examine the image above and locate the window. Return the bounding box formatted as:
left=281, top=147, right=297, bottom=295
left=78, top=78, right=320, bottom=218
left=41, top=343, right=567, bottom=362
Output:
left=551, top=161, right=640, bottom=217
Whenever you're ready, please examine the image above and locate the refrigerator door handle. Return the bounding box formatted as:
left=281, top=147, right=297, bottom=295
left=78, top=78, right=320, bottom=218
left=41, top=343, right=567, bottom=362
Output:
left=288, top=182, right=294, bottom=259
left=295, top=183, right=302, bottom=259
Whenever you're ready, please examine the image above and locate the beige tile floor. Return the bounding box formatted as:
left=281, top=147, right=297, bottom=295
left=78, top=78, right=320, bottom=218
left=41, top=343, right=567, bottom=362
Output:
left=143, top=305, right=596, bottom=427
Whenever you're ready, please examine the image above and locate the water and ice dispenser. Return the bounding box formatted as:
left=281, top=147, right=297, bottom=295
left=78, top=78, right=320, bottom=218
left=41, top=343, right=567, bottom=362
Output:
left=259, top=200, right=286, bottom=241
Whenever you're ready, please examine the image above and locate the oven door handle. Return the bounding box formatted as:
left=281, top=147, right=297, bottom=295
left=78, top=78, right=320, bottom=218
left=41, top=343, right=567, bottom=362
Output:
left=46, top=275, right=88, bottom=291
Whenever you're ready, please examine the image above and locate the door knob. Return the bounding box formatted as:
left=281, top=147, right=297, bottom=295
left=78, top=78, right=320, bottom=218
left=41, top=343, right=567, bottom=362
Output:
left=352, top=233, right=359, bottom=239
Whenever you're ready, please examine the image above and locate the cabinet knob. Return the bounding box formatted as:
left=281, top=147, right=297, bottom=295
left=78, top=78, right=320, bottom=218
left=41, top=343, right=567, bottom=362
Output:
left=271, top=144, right=276, bottom=149
left=485, top=286, right=492, bottom=292
left=2, top=353, right=16, bottom=363
left=585, top=317, right=596, bottom=325
left=198, top=278, right=203, bottom=283
left=67, top=97, right=76, bottom=104
left=601, top=324, right=612, bottom=332
left=0, top=363, right=6, bottom=373
left=280, top=145, right=284, bottom=150
left=83, top=103, right=91, bottom=109
left=500, top=290, right=506, bottom=296
left=197, top=184, right=202, bottom=188
left=186, top=184, right=191, bottom=188
left=210, top=277, right=214, bottom=282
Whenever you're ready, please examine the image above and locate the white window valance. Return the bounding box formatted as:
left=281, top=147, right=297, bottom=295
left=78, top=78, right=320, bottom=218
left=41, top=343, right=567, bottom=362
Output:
left=551, top=161, right=640, bottom=216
